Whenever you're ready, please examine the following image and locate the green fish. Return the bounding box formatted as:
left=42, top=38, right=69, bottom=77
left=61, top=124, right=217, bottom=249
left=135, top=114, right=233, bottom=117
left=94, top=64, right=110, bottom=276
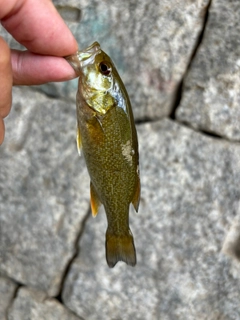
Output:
left=66, top=42, right=140, bottom=268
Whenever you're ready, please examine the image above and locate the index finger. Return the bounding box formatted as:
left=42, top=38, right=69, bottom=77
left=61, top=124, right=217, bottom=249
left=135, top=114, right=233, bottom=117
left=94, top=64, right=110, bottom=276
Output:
left=1, top=0, right=78, bottom=56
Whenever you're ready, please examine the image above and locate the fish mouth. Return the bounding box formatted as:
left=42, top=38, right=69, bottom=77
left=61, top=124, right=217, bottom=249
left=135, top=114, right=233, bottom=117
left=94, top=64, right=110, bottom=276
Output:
left=65, top=42, right=101, bottom=72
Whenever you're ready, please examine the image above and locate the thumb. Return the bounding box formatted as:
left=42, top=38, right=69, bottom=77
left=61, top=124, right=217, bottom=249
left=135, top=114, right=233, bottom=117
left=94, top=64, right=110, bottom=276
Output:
left=0, top=36, right=12, bottom=144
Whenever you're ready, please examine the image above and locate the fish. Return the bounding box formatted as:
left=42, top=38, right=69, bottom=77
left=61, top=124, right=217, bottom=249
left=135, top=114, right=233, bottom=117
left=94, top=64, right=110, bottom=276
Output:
left=65, top=42, right=140, bottom=268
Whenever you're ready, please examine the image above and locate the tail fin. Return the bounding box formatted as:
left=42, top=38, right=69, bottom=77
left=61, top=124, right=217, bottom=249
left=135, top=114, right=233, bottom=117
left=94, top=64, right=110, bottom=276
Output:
left=106, top=229, right=136, bottom=268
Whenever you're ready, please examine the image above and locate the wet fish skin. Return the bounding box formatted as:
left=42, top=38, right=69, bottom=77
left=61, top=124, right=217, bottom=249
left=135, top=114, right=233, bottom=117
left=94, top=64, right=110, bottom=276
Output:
left=66, top=42, right=140, bottom=268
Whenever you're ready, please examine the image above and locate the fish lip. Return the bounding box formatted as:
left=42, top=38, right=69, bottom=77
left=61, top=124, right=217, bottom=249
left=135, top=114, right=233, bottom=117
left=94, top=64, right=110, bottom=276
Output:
left=80, top=41, right=101, bottom=55
left=77, top=41, right=101, bottom=67
left=65, top=42, right=101, bottom=72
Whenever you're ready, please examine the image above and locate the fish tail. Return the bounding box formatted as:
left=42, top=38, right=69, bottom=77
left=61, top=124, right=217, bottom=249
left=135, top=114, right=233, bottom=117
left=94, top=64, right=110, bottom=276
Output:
left=106, top=229, right=136, bottom=268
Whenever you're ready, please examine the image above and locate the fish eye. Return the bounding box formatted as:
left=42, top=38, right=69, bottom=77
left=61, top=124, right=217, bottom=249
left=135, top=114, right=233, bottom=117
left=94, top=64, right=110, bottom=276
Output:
left=99, top=62, right=111, bottom=76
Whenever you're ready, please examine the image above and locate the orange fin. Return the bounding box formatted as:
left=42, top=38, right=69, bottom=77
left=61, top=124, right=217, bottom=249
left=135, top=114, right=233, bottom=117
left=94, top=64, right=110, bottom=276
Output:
left=131, top=175, right=141, bottom=212
left=106, top=229, right=136, bottom=268
left=90, top=182, right=101, bottom=217
left=76, top=126, right=82, bottom=156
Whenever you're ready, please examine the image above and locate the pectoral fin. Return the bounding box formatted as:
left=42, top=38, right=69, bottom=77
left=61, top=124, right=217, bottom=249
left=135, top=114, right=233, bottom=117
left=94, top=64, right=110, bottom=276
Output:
left=76, top=126, right=82, bottom=156
left=131, top=175, right=141, bottom=212
left=90, top=182, right=102, bottom=217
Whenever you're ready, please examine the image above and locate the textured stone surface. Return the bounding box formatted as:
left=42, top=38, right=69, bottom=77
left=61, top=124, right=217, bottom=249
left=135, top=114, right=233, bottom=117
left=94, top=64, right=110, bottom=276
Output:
left=8, top=286, right=82, bottom=320
left=0, top=87, right=89, bottom=296
left=62, top=119, right=240, bottom=320
left=176, top=0, right=240, bottom=141
left=53, top=0, right=82, bottom=22
left=222, top=214, right=240, bottom=262
left=0, top=277, right=17, bottom=320
left=1, top=0, right=240, bottom=319
left=39, top=0, right=210, bottom=120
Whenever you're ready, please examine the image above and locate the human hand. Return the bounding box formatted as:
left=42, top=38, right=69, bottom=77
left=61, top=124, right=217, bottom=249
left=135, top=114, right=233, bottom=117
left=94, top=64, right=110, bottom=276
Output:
left=0, top=0, right=78, bottom=144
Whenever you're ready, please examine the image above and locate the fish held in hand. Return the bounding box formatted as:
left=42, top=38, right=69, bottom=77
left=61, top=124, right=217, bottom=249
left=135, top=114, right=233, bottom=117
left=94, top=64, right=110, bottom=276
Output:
left=66, top=42, right=140, bottom=268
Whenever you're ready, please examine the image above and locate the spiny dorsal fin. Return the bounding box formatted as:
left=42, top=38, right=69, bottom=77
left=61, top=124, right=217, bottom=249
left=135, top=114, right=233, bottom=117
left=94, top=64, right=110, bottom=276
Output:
left=90, top=182, right=102, bottom=217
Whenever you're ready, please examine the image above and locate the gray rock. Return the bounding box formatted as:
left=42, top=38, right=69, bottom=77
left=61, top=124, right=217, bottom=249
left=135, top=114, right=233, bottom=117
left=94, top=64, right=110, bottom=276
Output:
left=40, top=0, right=209, bottom=120
left=176, top=0, right=240, bottom=141
left=53, top=0, right=81, bottom=23
left=1, top=1, right=211, bottom=121
left=72, top=0, right=210, bottom=121
left=8, top=286, right=83, bottom=320
left=0, top=87, right=90, bottom=296
left=222, top=214, right=240, bottom=262
left=0, top=277, right=17, bottom=320
left=62, top=119, right=240, bottom=320
left=1, top=0, right=240, bottom=317
left=53, top=0, right=83, bottom=9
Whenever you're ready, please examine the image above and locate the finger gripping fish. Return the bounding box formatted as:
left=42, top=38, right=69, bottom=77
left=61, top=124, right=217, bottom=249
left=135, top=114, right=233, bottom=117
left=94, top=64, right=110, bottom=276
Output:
left=66, top=42, right=140, bottom=268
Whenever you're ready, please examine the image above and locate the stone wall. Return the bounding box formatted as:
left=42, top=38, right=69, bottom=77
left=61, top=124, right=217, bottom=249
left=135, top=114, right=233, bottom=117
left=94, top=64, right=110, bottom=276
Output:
left=1, top=0, right=240, bottom=319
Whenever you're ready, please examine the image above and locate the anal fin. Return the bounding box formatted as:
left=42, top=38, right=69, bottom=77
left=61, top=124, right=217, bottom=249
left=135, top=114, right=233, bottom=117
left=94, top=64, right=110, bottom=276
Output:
left=131, top=175, right=141, bottom=212
left=90, top=182, right=102, bottom=217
